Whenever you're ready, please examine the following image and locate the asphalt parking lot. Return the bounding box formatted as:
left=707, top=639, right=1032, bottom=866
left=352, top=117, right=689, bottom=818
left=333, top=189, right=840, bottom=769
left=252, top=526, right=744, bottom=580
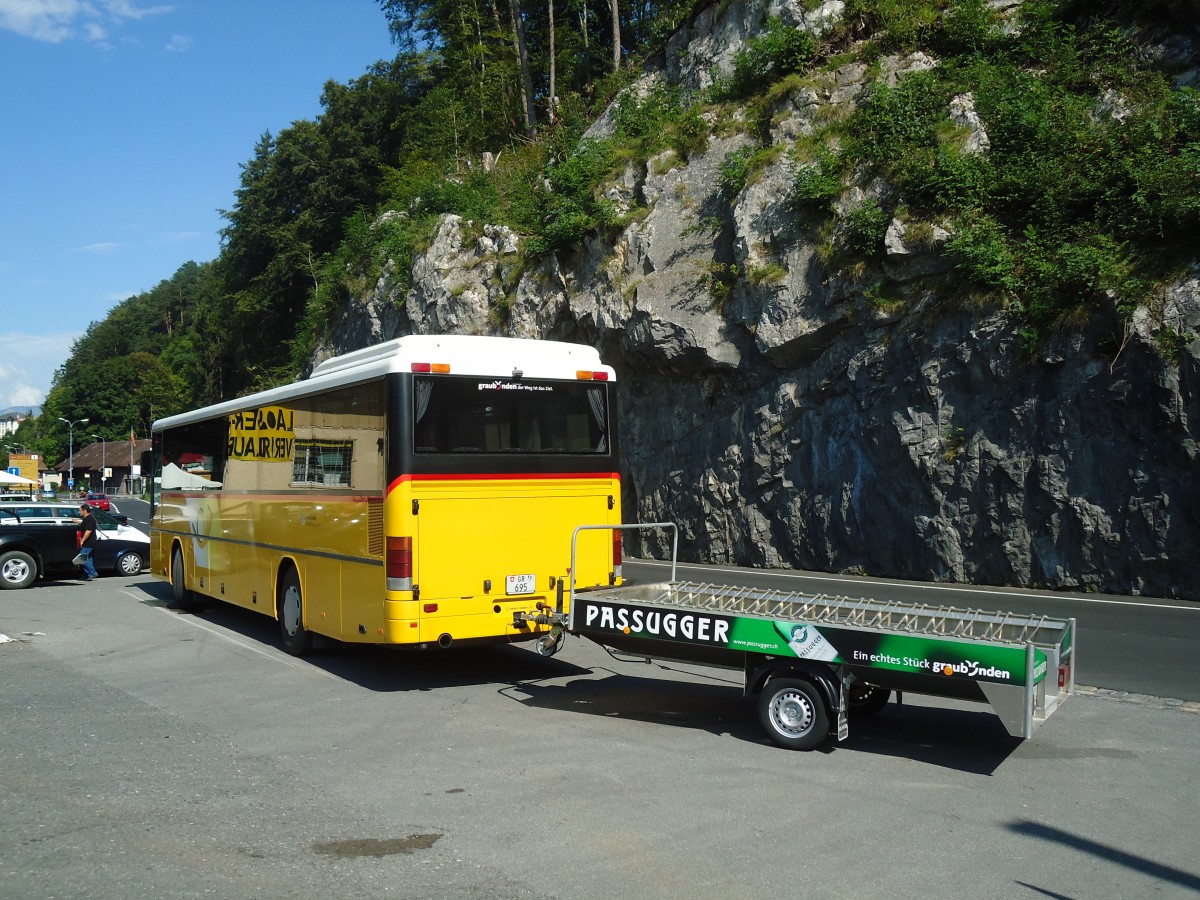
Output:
left=1, top=573, right=1198, bottom=899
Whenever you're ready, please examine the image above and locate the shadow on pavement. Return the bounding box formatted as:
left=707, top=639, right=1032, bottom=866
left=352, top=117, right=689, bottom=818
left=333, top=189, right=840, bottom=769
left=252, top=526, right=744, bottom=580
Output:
left=129, top=578, right=591, bottom=690
left=128, top=579, right=1022, bottom=772
left=506, top=655, right=1022, bottom=773
left=1008, top=820, right=1200, bottom=894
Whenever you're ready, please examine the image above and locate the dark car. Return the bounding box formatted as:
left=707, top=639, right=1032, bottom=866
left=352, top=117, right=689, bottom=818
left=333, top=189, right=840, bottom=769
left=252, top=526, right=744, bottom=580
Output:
left=0, top=509, right=83, bottom=588
left=0, top=505, right=147, bottom=581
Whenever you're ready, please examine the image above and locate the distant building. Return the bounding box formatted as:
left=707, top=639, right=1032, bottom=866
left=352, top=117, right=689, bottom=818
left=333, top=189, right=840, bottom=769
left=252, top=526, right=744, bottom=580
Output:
left=54, top=438, right=153, bottom=494
left=0, top=413, right=25, bottom=439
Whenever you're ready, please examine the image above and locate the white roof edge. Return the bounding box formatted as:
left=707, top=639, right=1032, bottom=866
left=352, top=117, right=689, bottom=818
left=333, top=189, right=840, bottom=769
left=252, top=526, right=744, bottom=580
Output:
left=153, top=335, right=613, bottom=432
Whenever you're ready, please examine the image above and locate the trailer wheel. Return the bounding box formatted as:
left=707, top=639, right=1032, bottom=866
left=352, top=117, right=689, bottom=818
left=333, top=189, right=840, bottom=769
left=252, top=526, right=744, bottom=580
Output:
left=533, top=630, right=563, bottom=657
left=758, top=676, right=830, bottom=751
left=278, top=567, right=313, bottom=656
left=848, top=684, right=891, bottom=718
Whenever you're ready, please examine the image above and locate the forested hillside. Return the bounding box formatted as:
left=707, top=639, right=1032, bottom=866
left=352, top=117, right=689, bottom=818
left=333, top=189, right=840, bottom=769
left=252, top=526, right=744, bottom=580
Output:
left=17, top=0, right=1198, bottom=504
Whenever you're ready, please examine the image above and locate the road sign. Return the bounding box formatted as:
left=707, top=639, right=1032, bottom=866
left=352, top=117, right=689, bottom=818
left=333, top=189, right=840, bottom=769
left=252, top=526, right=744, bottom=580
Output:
left=68, top=478, right=75, bottom=488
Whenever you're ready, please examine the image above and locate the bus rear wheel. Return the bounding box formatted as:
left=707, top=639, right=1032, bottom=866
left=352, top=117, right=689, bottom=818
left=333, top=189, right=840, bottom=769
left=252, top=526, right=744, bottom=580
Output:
left=278, top=568, right=313, bottom=656
left=758, top=676, right=830, bottom=751
left=170, top=547, right=202, bottom=611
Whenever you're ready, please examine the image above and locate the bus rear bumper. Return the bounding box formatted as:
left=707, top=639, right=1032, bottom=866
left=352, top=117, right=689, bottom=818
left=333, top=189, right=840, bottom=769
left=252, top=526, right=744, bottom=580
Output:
left=384, top=598, right=556, bottom=646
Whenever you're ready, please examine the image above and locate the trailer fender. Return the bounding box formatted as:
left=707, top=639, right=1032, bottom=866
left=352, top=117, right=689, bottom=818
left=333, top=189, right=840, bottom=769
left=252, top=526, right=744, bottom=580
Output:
left=746, top=657, right=840, bottom=713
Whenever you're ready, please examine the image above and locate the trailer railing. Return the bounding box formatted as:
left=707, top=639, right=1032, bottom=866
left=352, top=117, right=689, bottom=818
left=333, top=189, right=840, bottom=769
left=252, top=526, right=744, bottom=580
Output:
left=568, top=521, right=678, bottom=612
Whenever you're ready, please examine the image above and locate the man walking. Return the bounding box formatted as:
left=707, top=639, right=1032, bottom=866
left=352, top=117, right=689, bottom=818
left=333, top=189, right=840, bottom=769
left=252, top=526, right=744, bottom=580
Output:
left=77, top=503, right=99, bottom=581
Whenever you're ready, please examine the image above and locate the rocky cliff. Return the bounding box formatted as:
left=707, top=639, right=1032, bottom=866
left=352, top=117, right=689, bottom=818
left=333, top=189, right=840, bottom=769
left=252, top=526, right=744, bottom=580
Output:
left=316, top=0, right=1200, bottom=600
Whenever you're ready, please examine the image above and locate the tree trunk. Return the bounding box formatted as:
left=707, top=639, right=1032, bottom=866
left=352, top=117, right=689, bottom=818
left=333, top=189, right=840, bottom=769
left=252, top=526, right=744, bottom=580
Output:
left=509, top=0, right=538, bottom=136
left=548, top=0, right=557, bottom=124
left=610, top=0, right=620, bottom=72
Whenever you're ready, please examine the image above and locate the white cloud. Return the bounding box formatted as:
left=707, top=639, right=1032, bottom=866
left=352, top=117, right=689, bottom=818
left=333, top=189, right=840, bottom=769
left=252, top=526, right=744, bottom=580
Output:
left=70, top=241, right=124, bottom=254
left=157, top=230, right=203, bottom=243
left=164, top=32, right=190, bottom=52
left=0, top=0, right=78, bottom=42
left=0, top=331, right=81, bottom=408
left=0, top=0, right=173, bottom=44
left=105, top=0, right=174, bottom=21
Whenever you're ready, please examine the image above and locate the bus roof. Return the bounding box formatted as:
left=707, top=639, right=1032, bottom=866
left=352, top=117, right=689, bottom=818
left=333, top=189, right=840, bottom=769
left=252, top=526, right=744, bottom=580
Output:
left=153, top=335, right=614, bottom=432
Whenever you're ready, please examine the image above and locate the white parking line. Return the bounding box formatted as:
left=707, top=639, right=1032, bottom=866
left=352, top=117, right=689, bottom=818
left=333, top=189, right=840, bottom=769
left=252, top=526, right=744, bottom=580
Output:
left=124, top=588, right=342, bottom=677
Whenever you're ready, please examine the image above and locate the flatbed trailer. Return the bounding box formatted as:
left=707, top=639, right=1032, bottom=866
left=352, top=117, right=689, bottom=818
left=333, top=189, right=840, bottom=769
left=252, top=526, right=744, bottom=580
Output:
left=519, top=525, right=1076, bottom=750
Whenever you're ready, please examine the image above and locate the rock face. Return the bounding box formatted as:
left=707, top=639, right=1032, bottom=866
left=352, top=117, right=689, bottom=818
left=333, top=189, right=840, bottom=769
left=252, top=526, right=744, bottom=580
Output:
left=317, top=0, right=1200, bottom=600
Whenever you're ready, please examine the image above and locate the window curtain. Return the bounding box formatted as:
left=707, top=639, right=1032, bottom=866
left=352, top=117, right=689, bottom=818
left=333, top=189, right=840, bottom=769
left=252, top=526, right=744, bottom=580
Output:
left=587, top=387, right=608, bottom=452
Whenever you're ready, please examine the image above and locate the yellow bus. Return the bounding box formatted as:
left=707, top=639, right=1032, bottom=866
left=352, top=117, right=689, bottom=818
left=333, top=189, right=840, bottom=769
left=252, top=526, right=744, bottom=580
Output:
left=149, top=335, right=622, bottom=655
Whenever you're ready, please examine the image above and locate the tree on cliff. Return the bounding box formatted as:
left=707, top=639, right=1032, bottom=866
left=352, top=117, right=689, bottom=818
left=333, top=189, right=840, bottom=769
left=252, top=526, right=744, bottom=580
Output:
left=32, top=0, right=1198, bottom=469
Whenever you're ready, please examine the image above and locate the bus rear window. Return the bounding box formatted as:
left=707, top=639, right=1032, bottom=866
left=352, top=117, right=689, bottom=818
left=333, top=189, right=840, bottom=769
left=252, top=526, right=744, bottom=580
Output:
left=413, top=376, right=609, bottom=454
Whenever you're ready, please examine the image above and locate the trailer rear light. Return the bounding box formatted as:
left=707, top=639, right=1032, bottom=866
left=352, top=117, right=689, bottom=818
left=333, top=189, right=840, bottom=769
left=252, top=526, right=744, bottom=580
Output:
left=612, top=529, right=623, bottom=580
left=411, top=362, right=451, bottom=374
left=576, top=370, right=609, bottom=381
left=386, top=536, right=413, bottom=591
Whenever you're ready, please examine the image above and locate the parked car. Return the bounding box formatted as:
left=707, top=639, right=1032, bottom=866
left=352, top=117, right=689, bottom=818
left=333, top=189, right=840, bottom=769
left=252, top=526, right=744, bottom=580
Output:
left=0, top=508, right=81, bottom=589
left=0, top=503, right=147, bottom=577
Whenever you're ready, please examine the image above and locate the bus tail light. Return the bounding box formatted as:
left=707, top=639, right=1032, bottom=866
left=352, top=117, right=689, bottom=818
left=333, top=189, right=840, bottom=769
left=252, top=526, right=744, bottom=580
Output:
left=387, top=536, right=413, bottom=591
left=576, top=370, right=609, bottom=381
left=411, top=362, right=451, bottom=374
left=612, top=529, right=623, bottom=580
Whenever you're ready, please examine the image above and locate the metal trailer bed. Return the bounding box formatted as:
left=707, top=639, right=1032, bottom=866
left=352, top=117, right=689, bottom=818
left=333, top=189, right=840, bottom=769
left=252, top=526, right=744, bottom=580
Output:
left=520, top=524, right=1076, bottom=751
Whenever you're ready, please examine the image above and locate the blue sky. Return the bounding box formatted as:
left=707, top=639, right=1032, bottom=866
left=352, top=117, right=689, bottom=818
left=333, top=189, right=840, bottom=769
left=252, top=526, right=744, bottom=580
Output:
left=0, top=0, right=397, bottom=409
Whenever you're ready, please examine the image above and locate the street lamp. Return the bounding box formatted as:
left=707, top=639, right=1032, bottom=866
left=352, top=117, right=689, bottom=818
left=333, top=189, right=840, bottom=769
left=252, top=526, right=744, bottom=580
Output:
left=92, top=433, right=106, bottom=494
left=57, top=417, right=89, bottom=492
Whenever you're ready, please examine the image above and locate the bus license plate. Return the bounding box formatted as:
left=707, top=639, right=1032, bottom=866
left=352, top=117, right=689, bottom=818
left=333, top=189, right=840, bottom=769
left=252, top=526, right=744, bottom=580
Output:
left=506, top=574, right=536, bottom=595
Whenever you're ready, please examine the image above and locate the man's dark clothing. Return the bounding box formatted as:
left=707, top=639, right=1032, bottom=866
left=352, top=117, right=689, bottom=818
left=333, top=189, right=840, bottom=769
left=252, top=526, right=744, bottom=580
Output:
left=79, top=511, right=98, bottom=548
left=78, top=509, right=99, bottom=580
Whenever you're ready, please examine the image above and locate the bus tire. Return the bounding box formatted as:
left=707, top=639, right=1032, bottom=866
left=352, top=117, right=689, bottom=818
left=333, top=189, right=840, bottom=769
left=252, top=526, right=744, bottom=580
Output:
left=848, top=684, right=891, bottom=717
left=170, top=547, right=202, bottom=611
left=758, top=675, right=830, bottom=751
left=278, top=567, right=313, bottom=656
left=0, top=550, right=38, bottom=590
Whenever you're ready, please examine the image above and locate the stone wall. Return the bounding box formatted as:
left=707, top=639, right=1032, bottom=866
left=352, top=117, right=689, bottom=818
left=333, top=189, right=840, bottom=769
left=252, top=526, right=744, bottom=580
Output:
left=315, top=0, right=1200, bottom=599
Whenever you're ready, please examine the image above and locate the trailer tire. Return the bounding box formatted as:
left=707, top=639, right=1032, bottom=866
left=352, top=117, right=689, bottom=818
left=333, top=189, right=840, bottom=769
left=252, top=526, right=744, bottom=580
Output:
left=848, top=684, right=891, bottom=718
left=533, top=630, right=564, bottom=657
left=758, top=676, right=830, bottom=751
